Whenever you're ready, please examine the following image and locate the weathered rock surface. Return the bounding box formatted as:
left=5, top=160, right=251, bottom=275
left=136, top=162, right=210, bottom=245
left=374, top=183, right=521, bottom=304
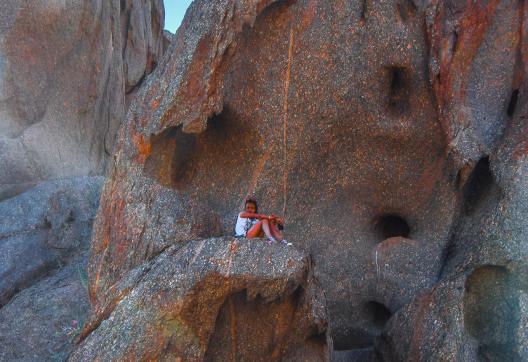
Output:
left=0, top=252, right=90, bottom=362
left=0, top=0, right=165, bottom=201
left=0, top=176, right=103, bottom=306
left=373, top=1, right=528, bottom=360
left=0, top=1, right=166, bottom=358
left=72, top=237, right=330, bottom=361
left=377, top=260, right=528, bottom=361
left=377, top=107, right=528, bottom=360
left=79, top=0, right=528, bottom=359
left=88, top=0, right=455, bottom=351
left=0, top=176, right=103, bottom=360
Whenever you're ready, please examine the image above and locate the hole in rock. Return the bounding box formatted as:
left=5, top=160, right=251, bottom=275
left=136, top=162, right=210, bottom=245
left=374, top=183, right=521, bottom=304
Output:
left=375, top=214, right=410, bottom=240
left=464, top=265, right=520, bottom=361
left=396, top=0, right=417, bottom=22
left=360, top=0, right=367, bottom=21
left=144, top=108, right=239, bottom=190
left=462, top=156, right=493, bottom=215
left=143, top=124, right=196, bottom=188
left=387, top=66, right=410, bottom=116
left=450, top=31, right=459, bottom=55
left=204, top=288, right=303, bottom=361
left=366, top=301, right=392, bottom=331
left=507, top=89, right=519, bottom=118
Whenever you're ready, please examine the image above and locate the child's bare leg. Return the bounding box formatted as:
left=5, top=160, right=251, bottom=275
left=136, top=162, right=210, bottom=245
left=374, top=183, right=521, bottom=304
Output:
left=260, top=219, right=274, bottom=239
left=269, top=222, right=283, bottom=241
left=247, top=219, right=273, bottom=239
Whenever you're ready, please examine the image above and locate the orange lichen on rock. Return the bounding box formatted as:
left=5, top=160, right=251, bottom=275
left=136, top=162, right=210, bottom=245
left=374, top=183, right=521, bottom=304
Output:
left=131, top=132, right=152, bottom=163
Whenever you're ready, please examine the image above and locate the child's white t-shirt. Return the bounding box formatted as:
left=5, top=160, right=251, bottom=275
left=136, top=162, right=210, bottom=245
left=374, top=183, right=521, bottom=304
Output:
left=235, top=212, right=258, bottom=236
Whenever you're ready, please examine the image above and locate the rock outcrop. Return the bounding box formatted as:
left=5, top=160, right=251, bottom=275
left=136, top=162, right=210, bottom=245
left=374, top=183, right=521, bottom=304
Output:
left=0, top=252, right=91, bottom=361
left=0, top=176, right=103, bottom=306
left=0, top=176, right=103, bottom=360
left=0, top=1, right=167, bottom=359
left=72, top=237, right=330, bottom=361
left=74, top=0, right=527, bottom=360
left=0, top=0, right=165, bottom=201
left=374, top=1, right=528, bottom=360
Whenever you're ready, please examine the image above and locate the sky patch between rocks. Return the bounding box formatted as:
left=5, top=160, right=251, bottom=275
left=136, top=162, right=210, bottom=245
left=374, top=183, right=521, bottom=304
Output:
left=164, top=0, right=193, bottom=33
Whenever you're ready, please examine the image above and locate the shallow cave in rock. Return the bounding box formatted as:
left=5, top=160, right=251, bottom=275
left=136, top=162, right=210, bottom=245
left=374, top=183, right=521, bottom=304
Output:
left=143, top=108, right=241, bottom=190
left=332, top=301, right=393, bottom=352
left=143, top=124, right=196, bottom=188
left=464, top=265, right=520, bottom=361
left=375, top=214, right=411, bottom=240
left=204, top=288, right=305, bottom=361
left=462, top=156, right=494, bottom=215
left=366, top=301, right=392, bottom=331
left=387, top=66, right=410, bottom=116
left=143, top=107, right=263, bottom=238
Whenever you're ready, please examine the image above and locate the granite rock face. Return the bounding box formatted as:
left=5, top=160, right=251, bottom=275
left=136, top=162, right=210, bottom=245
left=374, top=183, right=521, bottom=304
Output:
left=374, top=1, right=528, bottom=360
left=0, top=253, right=90, bottom=361
left=0, top=176, right=103, bottom=306
left=80, top=0, right=527, bottom=359
left=0, top=0, right=165, bottom=201
left=0, top=176, right=103, bottom=360
left=72, top=237, right=330, bottom=361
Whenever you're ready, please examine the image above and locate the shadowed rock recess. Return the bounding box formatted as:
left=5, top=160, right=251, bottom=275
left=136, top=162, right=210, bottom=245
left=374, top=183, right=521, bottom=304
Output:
left=75, top=0, right=528, bottom=360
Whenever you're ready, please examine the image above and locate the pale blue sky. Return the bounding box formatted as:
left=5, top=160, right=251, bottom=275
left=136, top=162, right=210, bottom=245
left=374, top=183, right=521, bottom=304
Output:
left=164, top=1, right=193, bottom=33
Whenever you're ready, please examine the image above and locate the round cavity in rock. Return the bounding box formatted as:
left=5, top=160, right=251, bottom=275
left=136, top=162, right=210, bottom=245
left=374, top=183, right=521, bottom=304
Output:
left=375, top=214, right=410, bottom=240
left=365, top=301, right=392, bottom=331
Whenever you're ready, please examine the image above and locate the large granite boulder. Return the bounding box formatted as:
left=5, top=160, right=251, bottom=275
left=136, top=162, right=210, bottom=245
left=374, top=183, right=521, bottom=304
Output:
left=80, top=0, right=527, bottom=359
left=0, top=176, right=103, bottom=360
left=72, top=237, right=330, bottom=361
left=0, top=0, right=165, bottom=201
left=0, top=176, right=103, bottom=306
left=377, top=260, right=528, bottom=361
left=87, top=0, right=454, bottom=351
left=377, top=89, right=528, bottom=360
left=0, top=252, right=90, bottom=361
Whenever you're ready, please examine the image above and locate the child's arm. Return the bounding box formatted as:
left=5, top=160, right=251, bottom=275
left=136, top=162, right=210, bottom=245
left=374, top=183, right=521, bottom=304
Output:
left=240, top=211, right=269, bottom=219
left=268, top=214, right=284, bottom=225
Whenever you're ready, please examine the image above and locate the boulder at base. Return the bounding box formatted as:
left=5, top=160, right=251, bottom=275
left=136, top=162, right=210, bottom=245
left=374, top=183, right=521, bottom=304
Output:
left=0, top=176, right=103, bottom=360
left=71, top=237, right=330, bottom=361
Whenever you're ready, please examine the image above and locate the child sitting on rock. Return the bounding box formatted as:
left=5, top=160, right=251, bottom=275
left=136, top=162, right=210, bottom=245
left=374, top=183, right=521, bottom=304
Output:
left=234, top=197, right=291, bottom=245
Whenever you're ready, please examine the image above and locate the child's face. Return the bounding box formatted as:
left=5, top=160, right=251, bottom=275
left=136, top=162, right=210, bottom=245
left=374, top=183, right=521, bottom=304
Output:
left=245, top=202, right=256, bottom=213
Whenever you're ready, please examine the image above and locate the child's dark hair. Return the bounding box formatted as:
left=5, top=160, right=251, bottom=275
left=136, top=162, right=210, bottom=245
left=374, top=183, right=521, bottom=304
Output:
left=245, top=197, right=258, bottom=212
